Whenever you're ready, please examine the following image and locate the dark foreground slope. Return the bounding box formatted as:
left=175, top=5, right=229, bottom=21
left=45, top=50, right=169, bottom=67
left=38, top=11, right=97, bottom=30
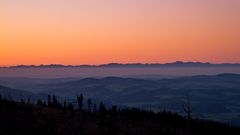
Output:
left=0, top=98, right=240, bottom=135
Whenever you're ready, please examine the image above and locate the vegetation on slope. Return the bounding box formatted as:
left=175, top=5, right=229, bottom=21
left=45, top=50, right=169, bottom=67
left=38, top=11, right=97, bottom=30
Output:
left=0, top=95, right=239, bottom=135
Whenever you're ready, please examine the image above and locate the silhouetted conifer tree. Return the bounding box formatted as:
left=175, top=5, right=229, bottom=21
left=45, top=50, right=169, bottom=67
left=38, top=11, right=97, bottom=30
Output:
left=20, top=99, right=25, bottom=105
left=47, top=95, right=52, bottom=106
left=93, top=104, right=97, bottom=113
left=52, top=96, right=57, bottom=106
left=27, top=96, right=31, bottom=104
left=99, top=102, right=106, bottom=113
left=111, top=105, right=117, bottom=115
left=37, top=100, right=43, bottom=106
left=87, top=98, right=92, bottom=112
left=67, top=103, right=74, bottom=111
left=63, top=99, right=67, bottom=109
left=77, top=94, right=83, bottom=111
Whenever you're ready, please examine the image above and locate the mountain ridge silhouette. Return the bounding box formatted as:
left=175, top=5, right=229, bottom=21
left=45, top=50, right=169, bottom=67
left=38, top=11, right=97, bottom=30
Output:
left=2, top=61, right=240, bottom=68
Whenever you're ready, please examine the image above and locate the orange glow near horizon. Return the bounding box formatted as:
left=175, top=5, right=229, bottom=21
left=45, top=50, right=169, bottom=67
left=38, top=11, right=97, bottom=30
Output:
left=0, top=0, right=240, bottom=66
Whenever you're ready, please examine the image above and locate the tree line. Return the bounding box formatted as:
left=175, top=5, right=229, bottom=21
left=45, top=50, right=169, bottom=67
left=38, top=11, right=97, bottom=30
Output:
left=0, top=93, right=239, bottom=135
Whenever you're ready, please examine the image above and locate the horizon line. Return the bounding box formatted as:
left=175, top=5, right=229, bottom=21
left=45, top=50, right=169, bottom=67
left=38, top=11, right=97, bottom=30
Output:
left=1, top=61, right=240, bottom=68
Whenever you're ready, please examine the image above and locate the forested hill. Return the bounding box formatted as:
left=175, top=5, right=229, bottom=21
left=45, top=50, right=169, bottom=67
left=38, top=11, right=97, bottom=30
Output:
left=0, top=95, right=239, bottom=135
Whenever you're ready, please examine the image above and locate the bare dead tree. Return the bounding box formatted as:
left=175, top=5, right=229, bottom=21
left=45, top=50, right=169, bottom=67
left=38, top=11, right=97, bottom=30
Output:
left=183, top=94, right=192, bottom=120
left=183, top=94, right=192, bottom=135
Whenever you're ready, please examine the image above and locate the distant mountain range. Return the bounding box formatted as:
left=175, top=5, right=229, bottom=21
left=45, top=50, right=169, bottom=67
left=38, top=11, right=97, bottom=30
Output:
left=0, top=85, right=47, bottom=101
left=1, top=73, right=240, bottom=125
left=1, top=61, right=240, bottom=68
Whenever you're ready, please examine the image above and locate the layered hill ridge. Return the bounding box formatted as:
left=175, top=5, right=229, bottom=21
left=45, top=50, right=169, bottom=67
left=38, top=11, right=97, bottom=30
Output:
left=1, top=74, right=240, bottom=125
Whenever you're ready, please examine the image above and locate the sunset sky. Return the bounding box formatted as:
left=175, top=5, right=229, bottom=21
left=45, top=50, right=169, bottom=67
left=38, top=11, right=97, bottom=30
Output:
left=0, top=0, right=240, bottom=66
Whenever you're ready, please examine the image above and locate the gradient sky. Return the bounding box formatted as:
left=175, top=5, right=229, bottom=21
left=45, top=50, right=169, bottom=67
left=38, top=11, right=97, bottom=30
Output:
left=0, top=0, right=240, bottom=66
